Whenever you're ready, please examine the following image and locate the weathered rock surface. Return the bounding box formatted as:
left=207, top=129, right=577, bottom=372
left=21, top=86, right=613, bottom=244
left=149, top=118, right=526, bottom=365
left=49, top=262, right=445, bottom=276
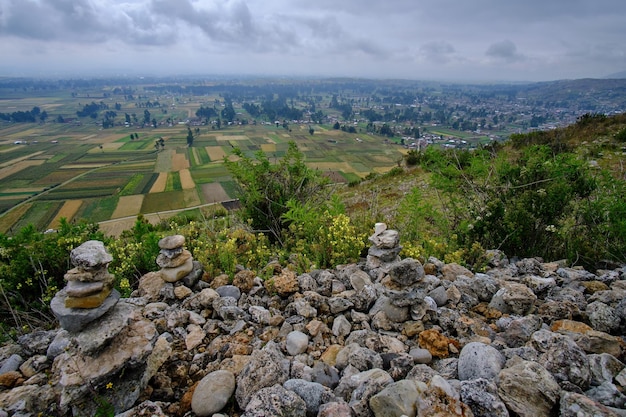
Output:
left=191, top=370, right=236, bottom=417
left=1, top=228, right=625, bottom=417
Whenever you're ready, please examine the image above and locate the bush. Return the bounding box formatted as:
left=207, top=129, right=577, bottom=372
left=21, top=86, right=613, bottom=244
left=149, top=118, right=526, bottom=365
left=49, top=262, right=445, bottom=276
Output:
left=224, top=141, right=330, bottom=243
left=282, top=197, right=367, bottom=270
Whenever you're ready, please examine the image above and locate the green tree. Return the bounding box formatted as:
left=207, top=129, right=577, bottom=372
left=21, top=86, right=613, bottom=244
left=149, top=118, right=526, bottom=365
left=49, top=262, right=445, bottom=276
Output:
left=224, top=142, right=330, bottom=243
left=186, top=127, right=194, bottom=146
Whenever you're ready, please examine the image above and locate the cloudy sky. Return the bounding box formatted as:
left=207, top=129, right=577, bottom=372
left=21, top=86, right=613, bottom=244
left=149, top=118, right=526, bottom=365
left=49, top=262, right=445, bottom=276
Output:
left=1, top=0, right=625, bottom=81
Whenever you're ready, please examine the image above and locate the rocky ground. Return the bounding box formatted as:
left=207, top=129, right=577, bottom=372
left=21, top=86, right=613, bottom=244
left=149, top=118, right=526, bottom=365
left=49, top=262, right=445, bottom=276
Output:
left=1, top=225, right=626, bottom=416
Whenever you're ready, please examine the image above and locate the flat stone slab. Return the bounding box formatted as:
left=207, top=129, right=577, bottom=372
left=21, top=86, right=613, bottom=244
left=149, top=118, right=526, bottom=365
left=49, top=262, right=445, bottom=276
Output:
left=50, top=289, right=120, bottom=333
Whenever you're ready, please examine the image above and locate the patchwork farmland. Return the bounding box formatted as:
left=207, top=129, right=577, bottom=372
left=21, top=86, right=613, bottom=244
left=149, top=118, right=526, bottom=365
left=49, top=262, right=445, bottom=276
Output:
left=0, top=88, right=407, bottom=235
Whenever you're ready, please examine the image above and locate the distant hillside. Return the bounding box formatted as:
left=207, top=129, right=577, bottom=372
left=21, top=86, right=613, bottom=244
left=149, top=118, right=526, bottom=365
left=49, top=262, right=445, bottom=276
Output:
left=516, top=78, right=626, bottom=104
left=604, top=70, right=626, bottom=79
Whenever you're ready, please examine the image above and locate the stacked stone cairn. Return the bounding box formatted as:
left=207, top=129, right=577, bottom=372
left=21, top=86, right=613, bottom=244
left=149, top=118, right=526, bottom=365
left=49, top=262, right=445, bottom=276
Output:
left=50, top=240, right=120, bottom=333
left=157, top=235, right=194, bottom=283
left=2, top=225, right=626, bottom=416
left=366, top=222, right=402, bottom=270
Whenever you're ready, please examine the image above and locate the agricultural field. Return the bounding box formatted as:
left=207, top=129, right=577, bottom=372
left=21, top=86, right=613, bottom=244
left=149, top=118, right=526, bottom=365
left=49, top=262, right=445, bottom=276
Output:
left=0, top=86, right=407, bottom=235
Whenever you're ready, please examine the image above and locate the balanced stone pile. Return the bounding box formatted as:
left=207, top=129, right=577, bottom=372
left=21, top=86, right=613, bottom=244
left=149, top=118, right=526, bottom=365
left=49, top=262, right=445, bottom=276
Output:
left=49, top=240, right=120, bottom=333
left=366, top=222, right=402, bottom=269
left=2, top=225, right=626, bottom=416
left=157, top=235, right=195, bottom=282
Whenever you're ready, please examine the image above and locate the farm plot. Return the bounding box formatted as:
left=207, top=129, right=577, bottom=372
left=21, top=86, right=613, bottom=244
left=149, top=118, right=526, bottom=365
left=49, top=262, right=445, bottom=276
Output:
left=0, top=160, right=46, bottom=181
left=10, top=201, right=63, bottom=232
left=149, top=173, right=167, bottom=193
left=75, top=196, right=118, bottom=223
left=0, top=203, right=31, bottom=233
left=179, top=169, right=195, bottom=190
left=200, top=183, right=230, bottom=204
left=111, top=195, right=144, bottom=219
left=48, top=200, right=83, bottom=229
left=88, top=142, right=125, bottom=152
left=142, top=191, right=186, bottom=213
left=215, top=134, right=248, bottom=141
left=172, top=152, right=189, bottom=171
left=154, top=150, right=174, bottom=172
left=306, top=161, right=357, bottom=174
left=183, top=188, right=201, bottom=207
left=205, top=146, right=226, bottom=162
left=0, top=151, right=45, bottom=168
left=33, top=168, right=89, bottom=187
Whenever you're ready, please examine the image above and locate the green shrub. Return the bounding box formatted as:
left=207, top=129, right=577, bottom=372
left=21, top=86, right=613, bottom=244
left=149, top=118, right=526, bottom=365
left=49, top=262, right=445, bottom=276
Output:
left=282, top=196, right=367, bottom=270
left=224, top=141, right=330, bottom=243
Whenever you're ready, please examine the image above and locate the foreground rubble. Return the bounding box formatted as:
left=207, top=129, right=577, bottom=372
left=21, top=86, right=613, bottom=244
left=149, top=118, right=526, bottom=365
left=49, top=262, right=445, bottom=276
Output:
left=1, top=226, right=626, bottom=416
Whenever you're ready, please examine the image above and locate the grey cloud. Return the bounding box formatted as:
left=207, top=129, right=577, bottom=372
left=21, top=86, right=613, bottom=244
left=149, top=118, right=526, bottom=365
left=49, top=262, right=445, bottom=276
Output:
left=486, top=40, right=525, bottom=62
left=419, top=41, right=456, bottom=64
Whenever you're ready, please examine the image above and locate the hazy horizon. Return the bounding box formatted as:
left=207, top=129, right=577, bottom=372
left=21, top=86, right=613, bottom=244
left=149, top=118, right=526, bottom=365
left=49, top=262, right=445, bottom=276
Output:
left=1, top=0, right=625, bottom=83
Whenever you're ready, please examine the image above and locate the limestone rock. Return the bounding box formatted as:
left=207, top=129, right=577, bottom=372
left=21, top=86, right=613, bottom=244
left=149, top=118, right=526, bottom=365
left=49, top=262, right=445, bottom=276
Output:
left=271, top=269, right=300, bottom=296
left=318, top=401, right=353, bottom=417
left=460, top=378, right=509, bottom=417
left=529, top=329, right=591, bottom=390
left=284, top=378, right=336, bottom=417
left=174, top=285, right=192, bottom=299
left=588, top=353, right=625, bottom=387
left=159, top=257, right=193, bottom=283
left=64, top=286, right=112, bottom=309
left=185, top=324, right=206, bottom=351
left=235, top=341, right=290, bottom=409
left=458, top=342, right=505, bottom=381
left=115, top=400, right=167, bottom=417
left=418, top=329, right=450, bottom=358
left=347, top=368, right=395, bottom=417
left=417, top=375, right=472, bottom=417
left=489, top=283, right=537, bottom=315
left=286, top=331, right=309, bottom=356
left=586, top=381, right=626, bottom=408
left=369, top=379, right=424, bottom=417
left=441, top=263, right=474, bottom=281
left=158, top=234, right=185, bottom=250
left=369, top=228, right=399, bottom=249
left=0, top=384, right=56, bottom=415
left=387, top=258, right=425, bottom=287
left=191, top=370, right=236, bottom=417
left=496, top=359, right=561, bottom=417
left=50, top=288, right=120, bottom=333
left=136, top=271, right=166, bottom=301
left=560, top=391, right=620, bottom=417
left=242, top=384, right=306, bottom=417
left=233, top=269, right=257, bottom=293
left=51, top=316, right=157, bottom=415
left=586, top=301, right=621, bottom=334
left=70, top=240, right=113, bottom=270
left=156, top=249, right=192, bottom=268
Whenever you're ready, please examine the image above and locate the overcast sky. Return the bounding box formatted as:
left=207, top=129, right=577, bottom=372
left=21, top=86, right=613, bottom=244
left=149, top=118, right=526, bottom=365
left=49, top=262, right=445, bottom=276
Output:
left=1, top=0, right=625, bottom=82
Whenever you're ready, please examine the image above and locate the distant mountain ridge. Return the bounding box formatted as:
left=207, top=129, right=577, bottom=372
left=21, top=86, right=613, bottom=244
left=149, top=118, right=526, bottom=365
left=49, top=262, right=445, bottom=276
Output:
left=604, top=70, right=626, bottom=79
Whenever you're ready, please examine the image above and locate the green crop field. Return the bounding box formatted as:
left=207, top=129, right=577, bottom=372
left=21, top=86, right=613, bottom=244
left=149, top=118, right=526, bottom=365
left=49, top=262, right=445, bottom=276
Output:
left=0, top=87, right=409, bottom=234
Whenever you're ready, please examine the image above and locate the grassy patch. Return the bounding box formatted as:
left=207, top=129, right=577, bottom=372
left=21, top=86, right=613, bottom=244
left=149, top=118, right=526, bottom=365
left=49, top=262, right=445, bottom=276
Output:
left=0, top=203, right=32, bottom=233
left=166, top=172, right=182, bottom=192
left=141, top=191, right=186, bottom=212
left=11, top=201, right=62, bottom=231
left=78, top=196, right=119, bottom=223
left=119, top=174, right=144, bottom=196
left=139, top=173, right=160, bottom=194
